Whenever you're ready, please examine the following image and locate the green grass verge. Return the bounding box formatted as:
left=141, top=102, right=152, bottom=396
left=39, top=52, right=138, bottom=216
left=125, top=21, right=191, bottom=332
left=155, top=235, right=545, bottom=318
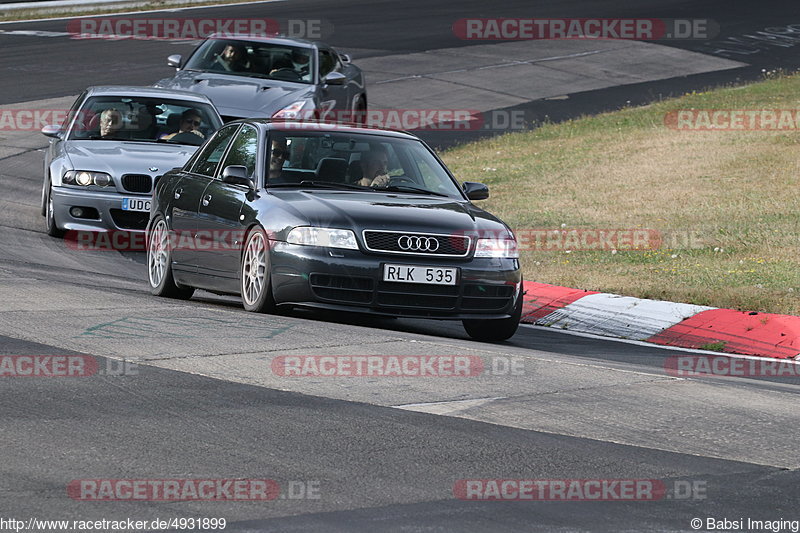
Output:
left=442, top=71, right=800, bottom=315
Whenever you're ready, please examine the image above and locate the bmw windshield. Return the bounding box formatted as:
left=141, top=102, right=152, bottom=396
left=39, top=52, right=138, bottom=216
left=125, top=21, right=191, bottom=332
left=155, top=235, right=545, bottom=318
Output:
left=266, top=131, right=466, bottom=199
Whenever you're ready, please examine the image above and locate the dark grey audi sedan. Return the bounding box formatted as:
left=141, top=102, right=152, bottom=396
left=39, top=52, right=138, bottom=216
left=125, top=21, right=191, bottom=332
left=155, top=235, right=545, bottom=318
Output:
left=146, top=121, right=522, bottom=341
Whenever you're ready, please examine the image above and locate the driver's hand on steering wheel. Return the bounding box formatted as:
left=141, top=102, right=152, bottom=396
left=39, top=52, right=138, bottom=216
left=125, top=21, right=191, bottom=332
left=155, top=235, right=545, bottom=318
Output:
left=358, top=174, right=390, bottom=188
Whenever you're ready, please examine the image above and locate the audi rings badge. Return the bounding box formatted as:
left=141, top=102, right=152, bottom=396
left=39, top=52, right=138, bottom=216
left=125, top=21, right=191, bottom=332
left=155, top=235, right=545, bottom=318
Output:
left=398, top=235, right=440, bottom=252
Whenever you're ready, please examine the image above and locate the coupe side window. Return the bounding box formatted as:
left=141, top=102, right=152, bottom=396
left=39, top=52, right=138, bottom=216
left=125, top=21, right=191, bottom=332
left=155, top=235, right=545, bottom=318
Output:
left=219, top=125, right=258, bottom=178
left=190, top=125, right=238, bottom=177
left=318, top=50, right=339, bottom=78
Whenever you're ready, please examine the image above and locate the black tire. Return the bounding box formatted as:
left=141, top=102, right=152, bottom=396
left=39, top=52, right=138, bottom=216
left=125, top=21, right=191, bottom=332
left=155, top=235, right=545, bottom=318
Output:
left=240, top=226, right=277, bottom=313
left=147, top=215, right=194, bottom=299
left=44, top=183, right=65, bottom=238
left=352, top=96, right=367, bottom=125
left=462, top=285, right=523, bottom=342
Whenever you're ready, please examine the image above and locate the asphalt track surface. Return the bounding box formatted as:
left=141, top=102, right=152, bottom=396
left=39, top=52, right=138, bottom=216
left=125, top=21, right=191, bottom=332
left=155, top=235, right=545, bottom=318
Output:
left=1, top=1, right=800, bottom=531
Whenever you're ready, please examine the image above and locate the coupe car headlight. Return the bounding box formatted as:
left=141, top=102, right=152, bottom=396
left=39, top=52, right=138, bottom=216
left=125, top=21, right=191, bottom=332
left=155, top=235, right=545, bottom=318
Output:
left=286, top=227, right=359, bottom=250
left=474, top=238, right=519, bottom=258
left=63, top=170, right=113, bottom=187
left=273, top=100, right=311, bottom=120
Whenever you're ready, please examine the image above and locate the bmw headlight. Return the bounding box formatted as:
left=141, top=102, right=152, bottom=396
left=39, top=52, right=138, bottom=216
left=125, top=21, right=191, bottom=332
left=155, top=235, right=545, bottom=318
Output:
left=286, top=227, right=358, bottom=250
left=474, top=238, right=519, bottom=258
left=63, top=170, right=113, bottom=187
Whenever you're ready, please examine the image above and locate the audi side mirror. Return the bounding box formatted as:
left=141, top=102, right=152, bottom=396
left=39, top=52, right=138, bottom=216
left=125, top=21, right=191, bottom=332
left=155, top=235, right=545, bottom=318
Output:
left=462, top=181, right=489, bottom=200
left=222, top=166, right=254, bottom=191
left=339, top=53, right=352, bottom=64
left=167, top=54, right=183, bottom=69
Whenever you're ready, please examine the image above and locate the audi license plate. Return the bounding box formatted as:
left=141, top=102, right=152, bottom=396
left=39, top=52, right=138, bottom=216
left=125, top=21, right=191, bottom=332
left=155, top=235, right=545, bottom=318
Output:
left=383, top=264, right=457, bottom=285
left=121, top=197, right=150, bottom=212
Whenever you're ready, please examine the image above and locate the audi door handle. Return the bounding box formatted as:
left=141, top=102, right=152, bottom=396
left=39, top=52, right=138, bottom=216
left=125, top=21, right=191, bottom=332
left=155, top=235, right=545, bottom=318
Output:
left=174, top=188, right=183, bottom=200
left=202, top=194, right=212, bottom=207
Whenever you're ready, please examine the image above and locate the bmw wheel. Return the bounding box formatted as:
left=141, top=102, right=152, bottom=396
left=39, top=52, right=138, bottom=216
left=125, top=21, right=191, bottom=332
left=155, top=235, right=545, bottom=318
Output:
left=147, top=216, right=194, bottom=299
left=241, top=226, right=277, bottom=313
left=45, top=184, right=65, bottom=238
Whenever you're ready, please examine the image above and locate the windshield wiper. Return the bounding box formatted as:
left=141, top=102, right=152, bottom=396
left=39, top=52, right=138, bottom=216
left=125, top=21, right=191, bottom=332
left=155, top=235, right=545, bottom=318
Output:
left=381, top=185, right=450, bottom=197
left=297, top=181, right=374, bottom=191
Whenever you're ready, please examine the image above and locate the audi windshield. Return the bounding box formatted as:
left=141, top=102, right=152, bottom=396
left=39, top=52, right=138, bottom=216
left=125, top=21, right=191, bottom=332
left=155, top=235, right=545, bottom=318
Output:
left=266, top=132, right=466, bottom=198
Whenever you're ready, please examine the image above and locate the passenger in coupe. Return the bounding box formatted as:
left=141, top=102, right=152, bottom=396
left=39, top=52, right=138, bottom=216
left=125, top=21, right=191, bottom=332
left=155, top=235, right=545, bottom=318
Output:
left=215, top=44, right=251, bottom=72
left=354, top=148, right=390, bottom=188
left=98, top=108, right=123, bottom=139
left=160, top=109, right=205, bottom=141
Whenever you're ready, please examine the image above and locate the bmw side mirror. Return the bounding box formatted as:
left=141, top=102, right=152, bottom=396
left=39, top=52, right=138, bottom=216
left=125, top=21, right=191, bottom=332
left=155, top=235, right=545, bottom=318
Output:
left=323, top=71, right=346, bottom=86
left=222, top=165, right=254, bottom=190
left=339, top=53, right=351, bottom=64
left=167, top=54, right=183, bottom=69
left=41, top=124, right=61, bottom=139
left=462, top=181, right=489, bottom=200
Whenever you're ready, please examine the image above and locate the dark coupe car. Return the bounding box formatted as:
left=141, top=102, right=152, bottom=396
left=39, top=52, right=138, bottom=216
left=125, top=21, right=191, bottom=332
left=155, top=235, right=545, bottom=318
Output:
left=154, top=34, right=366, bottom=123
left=146, top=121, right=522, bottom=341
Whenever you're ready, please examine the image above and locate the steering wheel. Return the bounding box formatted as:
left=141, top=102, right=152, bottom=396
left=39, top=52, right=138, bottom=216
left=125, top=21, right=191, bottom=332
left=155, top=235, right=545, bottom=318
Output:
left=165, top=131, right=204, bottom=146
left=387, top=176, right=417, bottom=187
left=270, top=68, right=302, bottom=81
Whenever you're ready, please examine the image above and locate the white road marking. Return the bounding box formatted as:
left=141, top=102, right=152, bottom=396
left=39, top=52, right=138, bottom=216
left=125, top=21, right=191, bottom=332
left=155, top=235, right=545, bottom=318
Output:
left=0, top=0, right=287, bottom=25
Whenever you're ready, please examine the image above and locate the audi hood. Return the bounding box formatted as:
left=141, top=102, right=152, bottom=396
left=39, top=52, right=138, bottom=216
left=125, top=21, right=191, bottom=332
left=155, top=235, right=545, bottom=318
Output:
left=264, top=190, right=512, bottom=240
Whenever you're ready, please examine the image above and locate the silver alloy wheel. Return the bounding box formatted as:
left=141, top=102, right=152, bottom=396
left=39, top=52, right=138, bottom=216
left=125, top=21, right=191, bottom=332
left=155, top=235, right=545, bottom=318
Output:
left=148, top=219, right=169, bottom=288
left=47, top=194, right=54, bottom=229
left=242, top=230, right=267, bottom=306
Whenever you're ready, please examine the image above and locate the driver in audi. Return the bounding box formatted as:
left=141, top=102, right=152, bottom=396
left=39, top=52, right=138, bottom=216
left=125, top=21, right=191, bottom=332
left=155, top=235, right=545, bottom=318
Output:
left=355, top=148, right=391, bottom=188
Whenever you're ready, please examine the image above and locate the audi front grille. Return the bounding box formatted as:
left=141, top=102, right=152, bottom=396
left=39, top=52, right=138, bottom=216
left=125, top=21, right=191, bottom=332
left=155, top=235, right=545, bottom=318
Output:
left=362, top=230, right=471, bottom=257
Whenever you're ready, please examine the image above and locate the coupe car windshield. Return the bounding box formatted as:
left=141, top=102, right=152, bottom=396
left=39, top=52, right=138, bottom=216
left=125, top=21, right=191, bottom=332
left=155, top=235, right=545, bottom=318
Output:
left=266, top=132, right=464, bottom=198
left=184, top=39, right=314, bottom=84
left=67, top=96, right=222, bottom=146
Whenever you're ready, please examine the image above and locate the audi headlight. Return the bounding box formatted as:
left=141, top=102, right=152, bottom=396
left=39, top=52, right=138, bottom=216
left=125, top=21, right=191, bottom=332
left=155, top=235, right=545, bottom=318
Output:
left=474, top=238, right=519, bottom=258
left=63, top=170, right=113, bottom=187
left=286, top=227, right=358, bottom=250
left=272, top=100, right=312, bottom=120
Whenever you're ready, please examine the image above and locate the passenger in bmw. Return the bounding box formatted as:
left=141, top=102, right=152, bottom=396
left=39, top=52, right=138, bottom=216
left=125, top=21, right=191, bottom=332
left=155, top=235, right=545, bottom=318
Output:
left=160, top=109, right=205, bottom=141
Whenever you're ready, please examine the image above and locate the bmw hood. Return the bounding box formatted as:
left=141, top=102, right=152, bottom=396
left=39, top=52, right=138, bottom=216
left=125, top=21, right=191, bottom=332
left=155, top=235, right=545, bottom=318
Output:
left=156, top=71, right=312, bottom=118
left=64, top=141, right=194, bottom=180
left=268, top=190, right=511, bottom=237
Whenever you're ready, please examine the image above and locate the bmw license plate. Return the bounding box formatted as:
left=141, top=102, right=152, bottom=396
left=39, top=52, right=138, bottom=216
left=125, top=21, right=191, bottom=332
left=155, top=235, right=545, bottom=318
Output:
left=121, top=197, right=150, bottom=212
left=383, top=264, right=457, bottom=285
